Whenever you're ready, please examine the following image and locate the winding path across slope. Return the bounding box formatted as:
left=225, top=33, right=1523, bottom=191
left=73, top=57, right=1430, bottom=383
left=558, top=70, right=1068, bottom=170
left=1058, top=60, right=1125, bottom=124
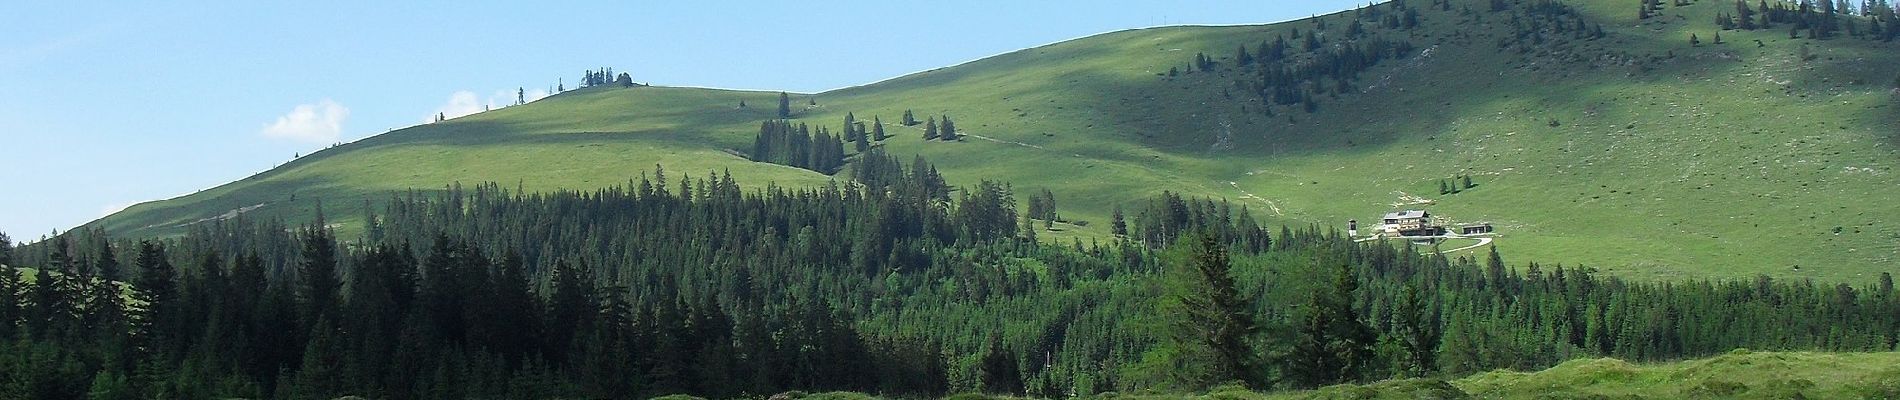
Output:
left=1354, top=233, right=1495, bottom=254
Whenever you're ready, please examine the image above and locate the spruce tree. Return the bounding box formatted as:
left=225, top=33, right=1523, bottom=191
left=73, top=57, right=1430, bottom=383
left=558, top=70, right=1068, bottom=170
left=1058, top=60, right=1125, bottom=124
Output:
left=0, top=231, right=10, bottom=266
left=979, top=334, right=1024, bottom=394
left=135, top=240, right=179, bottom=362
left=873, top=117, right=888, bottom=140
left=92, top=240, right=119, bottom=281
left=0, top=262, right=17, bottom=339
left=1392, top=285, right=1437, bottom=377
left=778, top=92, right=792, bottom=119
left=298, top=220, right=340, bottom=330
left=924, top=118, right=939, bottom=140
left=1156, top=234, right=1260, bottom=389
left=1289, top=264, right=1376, bottom=387
left=1111, top=205, right=1128, bottom=236
left=940, top=116, right=959, bottom=140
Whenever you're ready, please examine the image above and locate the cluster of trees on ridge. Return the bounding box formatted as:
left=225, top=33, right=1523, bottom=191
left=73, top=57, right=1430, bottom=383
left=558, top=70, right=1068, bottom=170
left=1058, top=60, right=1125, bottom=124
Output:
left=1702, top=0, right=1900, bottom=42
left=5, top=157, right=1900, bottom=399
left=748, top=110, right=959, bottom=175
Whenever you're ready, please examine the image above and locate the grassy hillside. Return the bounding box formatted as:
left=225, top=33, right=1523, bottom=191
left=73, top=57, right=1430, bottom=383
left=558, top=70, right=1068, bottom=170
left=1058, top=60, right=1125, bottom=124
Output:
left=632, top=351, right=1900, bottom=399
left=87, top=0, right=1899, bottom=281
left=1265, top=350, right=1900, bottom=399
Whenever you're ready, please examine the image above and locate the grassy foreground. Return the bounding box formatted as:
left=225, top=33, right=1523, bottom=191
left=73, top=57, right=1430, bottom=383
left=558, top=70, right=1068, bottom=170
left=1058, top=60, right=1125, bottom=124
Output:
left=699, top=351, right=1900, bottom=400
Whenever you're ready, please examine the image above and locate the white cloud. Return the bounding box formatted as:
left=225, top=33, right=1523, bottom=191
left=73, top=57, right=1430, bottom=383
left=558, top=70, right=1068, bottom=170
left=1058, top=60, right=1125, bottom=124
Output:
left=424, top=91, right=485, bottom=123
left=423, top=89, right=553, bottom=123
left=261, top=99, right=348, bottom=143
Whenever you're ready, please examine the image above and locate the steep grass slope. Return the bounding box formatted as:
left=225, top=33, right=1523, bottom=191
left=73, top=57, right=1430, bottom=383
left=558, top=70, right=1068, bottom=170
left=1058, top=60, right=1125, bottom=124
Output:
left=87, top=0, right=1900, bottom=281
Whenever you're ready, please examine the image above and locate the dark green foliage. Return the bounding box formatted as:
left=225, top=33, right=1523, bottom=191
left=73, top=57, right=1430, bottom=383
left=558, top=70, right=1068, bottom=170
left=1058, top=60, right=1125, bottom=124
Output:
left=924, top=117, right=939, bottom=140
left=8, top=157, right=1900, bottom=398
left=297, top=213, right=340, bottom=330
left=750, top=120, right=847, bottom=174
left=872, top=116, right=888, bottom=140
left=1691, top=33, right=1701, bottom=46
left=0, top=264, right=17, bottom=340
left=778, top=92, right=792, bottom=119
left=1391, top=285, right=1437, bottom=377
left=1288, top=264, right=1375, bottom=388
left=1026, top=188, right=1057, bottom=224
left=1153, top=235, right=1261, bottom=390
left=939, top=116, right=959, bottom=141
left=0, top=231, right=11, bottom=266
left=1111, top=205, right=1128, bottom=236
left=978, top=334, right=1023, bottom=395
left=1130, top=191, right=1270, bottom=253
left=901, top=109, right=916, bottom=126
left=955, top=180, right=1020, bottom=242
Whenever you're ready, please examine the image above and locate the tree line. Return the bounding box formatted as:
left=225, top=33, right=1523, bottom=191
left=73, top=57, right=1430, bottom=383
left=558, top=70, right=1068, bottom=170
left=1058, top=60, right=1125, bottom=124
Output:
left=6, top=161, right=1900, bottom=398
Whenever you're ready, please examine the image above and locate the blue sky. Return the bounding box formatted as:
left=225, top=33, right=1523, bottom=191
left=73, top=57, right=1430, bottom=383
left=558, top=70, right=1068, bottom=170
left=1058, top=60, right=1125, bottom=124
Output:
left=0, top=1, right=1363, bottom=240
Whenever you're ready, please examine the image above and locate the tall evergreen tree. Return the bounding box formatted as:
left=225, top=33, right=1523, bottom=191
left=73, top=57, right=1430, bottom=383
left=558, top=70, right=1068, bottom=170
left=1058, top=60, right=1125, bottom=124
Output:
left=0, top=262, right=18, bottom=340
left=978, top=334, right=1024, bottom=395
left=924, top=118, right=939, bottom=140
left=1112, top=205, right=1129, bottom=236
left=1289, top=263, right=1376, bottom=388
left=940, top=116, right=959, bottom=140
left=1390, top=285, right=1437, bottom=377
left=135, top=240, right=180, bottom=363
left=93, top=240, right=120, bottom=281
left=0, top=231, right=11, bottom=266
left=298, top=213, right=341, bottom=332
left=1154, top=234, right=1260, bottom=390
left=778, top=92, right=792, bottom=119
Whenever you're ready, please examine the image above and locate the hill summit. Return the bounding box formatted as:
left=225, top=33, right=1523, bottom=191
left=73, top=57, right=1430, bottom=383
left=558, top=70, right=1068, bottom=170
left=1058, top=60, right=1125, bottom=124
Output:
left=87, top=0, right=1900, bottom=281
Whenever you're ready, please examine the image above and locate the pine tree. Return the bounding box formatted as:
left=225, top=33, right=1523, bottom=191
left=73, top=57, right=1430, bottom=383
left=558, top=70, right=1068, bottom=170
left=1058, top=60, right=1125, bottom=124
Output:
left=978, top=334, right=1024, bottom=394
left=0, top=263, right=16, bottom=340
left=873, top=117, right=888, bottom=140
left=778, top=92, right=792, bottom=119
left=1156, top=234, right=1261, bottom=389
left=1289, top=264, right=1376, bottom=387
left=940, top=116, right=959, bottom=140
left=298, top=219, right=340, bottom=330
left=0, top=231, right=11, bottom=266
left=92, top=240, right=119, bottom=281
left=135, top=240, right=179, bottom=362
left=1392, top=285, right=1437, bottom=377
left=924, top=117, right=939, bottom=140
left=902, top=109, right=917, bottom=126
left=1111, top=205, right=1128, bottom=236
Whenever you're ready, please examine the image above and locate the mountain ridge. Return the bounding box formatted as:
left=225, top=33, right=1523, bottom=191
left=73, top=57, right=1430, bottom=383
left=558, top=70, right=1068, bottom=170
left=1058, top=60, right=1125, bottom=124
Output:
left=83, top=0, right=1900, bottom=281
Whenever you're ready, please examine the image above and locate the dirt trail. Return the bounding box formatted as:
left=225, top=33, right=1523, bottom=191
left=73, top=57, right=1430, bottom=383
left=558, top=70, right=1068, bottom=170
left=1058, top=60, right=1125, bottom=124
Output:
left=1354, top=234, right=1495, bottom=254
left=1228, top=181, right=1285, bottom=216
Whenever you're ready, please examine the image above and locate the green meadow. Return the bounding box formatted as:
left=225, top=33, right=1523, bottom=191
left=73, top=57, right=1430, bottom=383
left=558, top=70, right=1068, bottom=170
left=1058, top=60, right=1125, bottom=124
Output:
left=90, top=0, right=1900, bottom=282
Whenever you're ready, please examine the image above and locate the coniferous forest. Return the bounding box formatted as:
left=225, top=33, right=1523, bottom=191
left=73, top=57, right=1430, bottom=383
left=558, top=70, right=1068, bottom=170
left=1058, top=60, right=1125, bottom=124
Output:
left=3, top=160, right=1899, bottom=400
